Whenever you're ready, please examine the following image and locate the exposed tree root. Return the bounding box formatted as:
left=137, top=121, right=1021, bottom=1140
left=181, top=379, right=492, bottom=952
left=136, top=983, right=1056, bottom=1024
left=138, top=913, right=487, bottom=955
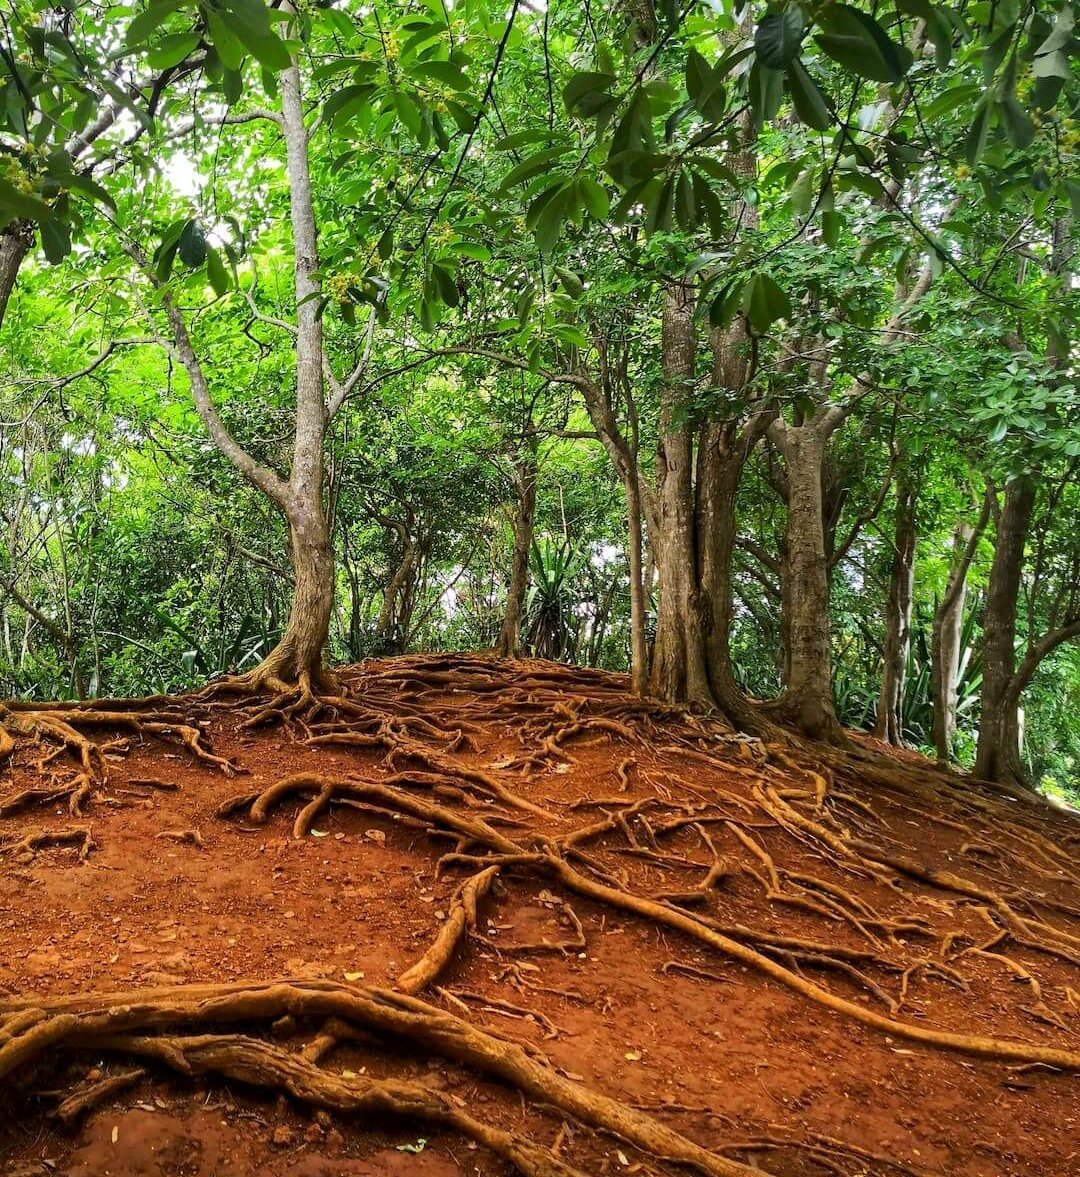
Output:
left=397, top=865, right=501, bottom=994
left=0, top=702, right=237, bottom=786
left=6, top=655, right=1079, bottom=1175
left=0, top=826, right=95, bottom=863
left=0, top=978, right=764, bottom=1177
left=216, top=771, right=1080, bottom=1072
left=0, top=775, right=91, bottom=818
left=53, top=1067, right=145, bottom=1125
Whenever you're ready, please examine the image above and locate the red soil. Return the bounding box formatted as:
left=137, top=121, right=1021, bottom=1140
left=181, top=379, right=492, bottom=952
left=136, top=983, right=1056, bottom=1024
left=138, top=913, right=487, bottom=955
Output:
left=0, top=656, right=1077, bottom=1177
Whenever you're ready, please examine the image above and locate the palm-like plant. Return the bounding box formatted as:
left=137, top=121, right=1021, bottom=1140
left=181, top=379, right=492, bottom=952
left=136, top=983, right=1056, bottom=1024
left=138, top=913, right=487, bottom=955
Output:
left=524, top=537, right=585, bottom=662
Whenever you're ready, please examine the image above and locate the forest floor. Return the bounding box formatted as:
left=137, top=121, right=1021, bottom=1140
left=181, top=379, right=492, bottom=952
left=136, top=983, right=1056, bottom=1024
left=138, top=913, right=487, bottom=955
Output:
left=0, top=654, right=1078, bottom=1177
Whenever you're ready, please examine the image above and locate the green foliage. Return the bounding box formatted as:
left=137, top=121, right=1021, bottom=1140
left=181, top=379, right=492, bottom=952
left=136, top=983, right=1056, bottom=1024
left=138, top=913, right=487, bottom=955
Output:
left=0, top=0, right=1076, bottom=793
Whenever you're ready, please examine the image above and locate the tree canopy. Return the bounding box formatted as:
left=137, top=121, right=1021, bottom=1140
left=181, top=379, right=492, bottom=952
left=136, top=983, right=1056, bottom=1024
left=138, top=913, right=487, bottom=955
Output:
left=0, top=0, right=1077, bottom=796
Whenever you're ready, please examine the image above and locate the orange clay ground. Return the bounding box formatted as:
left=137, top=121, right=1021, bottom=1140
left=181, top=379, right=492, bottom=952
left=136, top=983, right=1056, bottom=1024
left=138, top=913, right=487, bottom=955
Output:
left=0, top=654, right=1077, bottom=1177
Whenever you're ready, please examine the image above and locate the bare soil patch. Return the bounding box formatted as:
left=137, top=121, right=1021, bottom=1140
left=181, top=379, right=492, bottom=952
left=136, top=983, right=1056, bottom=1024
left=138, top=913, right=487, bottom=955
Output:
left=1, top=655, right=1077, bottom=1176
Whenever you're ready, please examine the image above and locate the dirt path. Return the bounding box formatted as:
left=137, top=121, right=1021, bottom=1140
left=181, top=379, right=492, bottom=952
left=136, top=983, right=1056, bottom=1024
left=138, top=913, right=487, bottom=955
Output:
left=1, top=655, right=1077, bottom=1176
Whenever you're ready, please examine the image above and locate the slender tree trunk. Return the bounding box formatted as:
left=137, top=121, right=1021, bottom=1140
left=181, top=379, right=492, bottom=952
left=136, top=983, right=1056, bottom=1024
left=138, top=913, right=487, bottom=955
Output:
left=341, top=528, right=364, bottom=658
left=235, top=26, right=335, bottom=688
left=931, top=497, right=990, bottom=761
left=649, top=283, right=713, bottom=706
left=624, top=471, right=648, bottom=694
left=258, top=508, right=335, bottom=685
left=874, top=476, right=917, bottom=744
left=932, top=524, right=972, bottom=761
left=496, top=448, right=537, bottom=658
left=696, top=424, right=761, bottom=721
left=768, top=415, right=843, bottom=742
left=0, top=221, right=33, bottom=331
left=974, top=477, right=1035, bottom=782
left=376, top=528, right=418, bottom=653
left=695, top=107, right=762, bottom=720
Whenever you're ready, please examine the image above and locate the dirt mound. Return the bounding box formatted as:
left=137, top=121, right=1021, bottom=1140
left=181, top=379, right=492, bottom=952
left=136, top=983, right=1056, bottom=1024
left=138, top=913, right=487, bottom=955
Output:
left=1, top=655, right=1077, bottom=1177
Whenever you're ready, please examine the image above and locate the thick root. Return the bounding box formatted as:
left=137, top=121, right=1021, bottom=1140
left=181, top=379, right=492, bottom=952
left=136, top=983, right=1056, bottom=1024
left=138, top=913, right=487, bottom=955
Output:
left=0, top=826, right=95, bottom=863
left=0, top=978, right=762, bottom=1177
left=220, top=770, right=1080, bottom=1073
left=397, top=865, right=500, bottom=995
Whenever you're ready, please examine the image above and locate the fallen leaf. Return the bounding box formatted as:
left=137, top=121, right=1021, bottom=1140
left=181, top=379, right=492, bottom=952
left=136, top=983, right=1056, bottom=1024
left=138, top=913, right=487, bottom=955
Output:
left=624, top=1051, right=642, bottom=1062
left=343, top=971, right=365, bottom=981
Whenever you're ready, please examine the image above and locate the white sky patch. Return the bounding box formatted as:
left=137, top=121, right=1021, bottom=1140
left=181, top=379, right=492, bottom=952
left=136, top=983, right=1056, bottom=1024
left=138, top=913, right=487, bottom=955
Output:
left=163, top=151, right=200, bottom=198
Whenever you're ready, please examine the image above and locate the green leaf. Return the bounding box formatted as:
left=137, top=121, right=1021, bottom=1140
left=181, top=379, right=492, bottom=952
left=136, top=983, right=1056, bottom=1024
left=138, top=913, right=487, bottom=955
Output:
left=58, top=170, right=116, bottom=211
left=147, top=32, right=200, bottom=70
left=709, top=278, right=746, bottom=328
left=815, top=4, right=910, bottom=83
left=178, top=219, right=208, bottom=268
left=755, top=7, right=805, bottom=69
left=126, top=0, right=188, bottom=46
left=499, top=146, right=571, bottom=191
left=534, top=185, right=571, bottom=254
left=411, top=60, right=470, bottom=91
left=206, top=246, right=230, bottom=295
left=577, top=176, right=610, bottom=220
left=324, top=84, right=374, bottom=126
left=449, top=241, right=491, bottom=261
left=40, top=217, right=71, bottom=264
left=156, top=240, right=180, bottom=282
left=213, top=0, right=292, bottom=71
left=554, top=267, right=584, bottom=296
left=1035, top=6, right=1075, bottom=56
left=392, top=91, right=423, bottom=138
left=821, top=208, right=841, bottom=245
left=204, top=11, right=245, bottom=69
left=644, top=177, right=674, bottom=235
left=746, top=272, right=790, bottom=332
left=0, top=180, right=49, bottom=222
left=432, top=263, right=459, bottom=307
left=675, top=169, right=696, bottom=231
left=922, top=84, right=982, bottom=120
left=965, top=99, right=991, bottom=165
left=494, top=129, right=560, bottom=152
left=789, top=168, right=814, bottom=216
left=1064, top=180, right=1080, bottom=221
left=998, top=94, right=1034, bottom=149
left=686, top=49, right=711, bottom=102
left=748, top=61, right=783, bottom=126
left=786, top=60, right=831, bottom=130
left=1032, top=49, right=1070, bottom=79
left=552, top=324, right=589, bottom=348
left=222, top=67, right=243, bottom=105
left=563, top=71, right=617, bottom=113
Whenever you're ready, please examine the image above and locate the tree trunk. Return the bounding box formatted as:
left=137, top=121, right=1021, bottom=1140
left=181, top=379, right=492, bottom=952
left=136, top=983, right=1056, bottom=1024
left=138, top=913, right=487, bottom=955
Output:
left=376, top=526, right=418, bottom=654
left=974, top=477, right=1035, bottom=782
left=649, top=283, right=713, bottom=706
left=768, top=416, right=843, bottom=742
left=696, top=422, right=765, bottom=724
left=932, top=523, right=972, bottom=761
left=258, top=506, right=336, bottom=687
left=0, top=221, right=33, bottom=330
left=241, top=25, right=333, bottom=688
left=931, top=496, right=990, bottom=762
left=874, top=476, right=917, bottom=744
left=496, top=448, right=537, bottom=659
left=695, top=107, right=761, bottom=720
left=622, top=469, right=649, bottom=694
